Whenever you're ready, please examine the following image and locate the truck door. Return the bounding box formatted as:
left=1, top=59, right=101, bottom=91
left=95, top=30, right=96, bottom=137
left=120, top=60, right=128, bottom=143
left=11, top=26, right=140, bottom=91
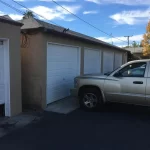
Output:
left=104, top=62, right=148, bottom=105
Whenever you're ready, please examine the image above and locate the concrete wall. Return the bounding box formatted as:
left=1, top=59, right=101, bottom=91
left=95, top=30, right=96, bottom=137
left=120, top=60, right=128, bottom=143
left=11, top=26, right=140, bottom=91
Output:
left=21, top=31, right=127, bottom=109
left=0, top=22, right=22, bottom=116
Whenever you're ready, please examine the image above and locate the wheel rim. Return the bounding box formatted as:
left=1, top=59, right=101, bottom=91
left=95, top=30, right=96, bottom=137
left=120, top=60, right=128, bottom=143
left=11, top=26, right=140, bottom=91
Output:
left=83, top=93, right=98, bottom=108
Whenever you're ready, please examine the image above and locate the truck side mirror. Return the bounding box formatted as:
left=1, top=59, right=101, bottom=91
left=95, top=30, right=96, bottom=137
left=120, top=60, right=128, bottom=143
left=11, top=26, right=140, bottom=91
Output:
left=114, top=71, right=122, bottom=77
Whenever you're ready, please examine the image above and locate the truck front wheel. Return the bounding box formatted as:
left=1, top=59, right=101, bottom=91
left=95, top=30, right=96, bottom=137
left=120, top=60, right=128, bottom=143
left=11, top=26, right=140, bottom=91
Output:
left=79, top=88, right=102, bottom=111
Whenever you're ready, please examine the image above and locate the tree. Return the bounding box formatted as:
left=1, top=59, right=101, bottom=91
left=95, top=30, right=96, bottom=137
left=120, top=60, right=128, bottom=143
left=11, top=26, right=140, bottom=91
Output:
left=132, top=41, right=140, bottom=48
left=23, top=11, right=34, bottom=19
left=142, top=21, right=150, bottom=56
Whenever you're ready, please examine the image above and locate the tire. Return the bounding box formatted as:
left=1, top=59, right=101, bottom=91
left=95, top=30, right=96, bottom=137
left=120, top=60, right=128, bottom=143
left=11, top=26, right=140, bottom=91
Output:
left=79, top=88, right=102, bottom=111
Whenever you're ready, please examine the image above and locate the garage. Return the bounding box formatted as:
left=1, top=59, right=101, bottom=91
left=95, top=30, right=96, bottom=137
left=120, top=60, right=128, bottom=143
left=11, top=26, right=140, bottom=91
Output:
left=103, top=51, right=114, bottom=74
left=114, top=53, right=123, bottom=69
left=46, top=43, right=80, bottom=104
left=84, top=48, right=101, bottom=74
left=0, top=16, right=22, bottom=117
left=21, top=16, right=128, bottom=110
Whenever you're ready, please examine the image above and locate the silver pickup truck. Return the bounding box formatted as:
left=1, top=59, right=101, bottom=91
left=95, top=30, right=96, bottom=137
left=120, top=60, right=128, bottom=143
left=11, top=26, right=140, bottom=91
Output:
left=71, top=60, right=150, bottom=110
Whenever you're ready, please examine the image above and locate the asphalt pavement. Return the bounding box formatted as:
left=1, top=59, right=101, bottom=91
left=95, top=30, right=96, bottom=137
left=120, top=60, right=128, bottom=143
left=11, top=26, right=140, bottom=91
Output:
left=1, top=103, right=150, bottom=150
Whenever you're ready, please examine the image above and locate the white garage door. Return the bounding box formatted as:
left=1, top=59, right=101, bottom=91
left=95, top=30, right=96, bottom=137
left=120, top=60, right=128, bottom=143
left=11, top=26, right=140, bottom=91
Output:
left=103, top=51, right=114, bottom=74
left=0, top=44, right=5, bottom=104
left=84, top=48, right=101, bottom=74
left=114, top=53, right=123, bottom=69
left=47, top=43, right=80, bottom=104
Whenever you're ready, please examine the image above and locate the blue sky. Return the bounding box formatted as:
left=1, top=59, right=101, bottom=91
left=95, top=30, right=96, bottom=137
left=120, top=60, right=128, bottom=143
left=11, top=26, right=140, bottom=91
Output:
left=0, top=0, right=150, bottom=47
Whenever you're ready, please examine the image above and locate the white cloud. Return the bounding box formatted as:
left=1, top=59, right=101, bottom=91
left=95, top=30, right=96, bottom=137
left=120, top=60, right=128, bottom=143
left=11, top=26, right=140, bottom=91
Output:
left=85, top=0, right=150, bottom=5
left=83, top=10, right=98, bottom=15
left=15, top=0, right=26, bottom=1
left=40, top=0, right=75, bottom=2
left=85, top=0, right=100, bottom=4
left=15, top=0, right=76, bottom=2
left=30, top=5, right=81, bottom=21
left=110, top=9, right=150, bottom=25
left=9, top=14, right=23, bottom=20
left=0, top=11, right=5, bottom=16
left=0, top=11, right=23, bottom=20
left=96, top=34, right=143, bottom=47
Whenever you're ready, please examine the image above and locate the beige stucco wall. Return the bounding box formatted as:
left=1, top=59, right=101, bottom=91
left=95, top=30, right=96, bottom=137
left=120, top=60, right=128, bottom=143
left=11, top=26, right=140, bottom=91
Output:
left=21, top=31, right=127, bottom=110
left=0, top=22, right=22, bottom=116
left=21, top=32, right=46, bottom=109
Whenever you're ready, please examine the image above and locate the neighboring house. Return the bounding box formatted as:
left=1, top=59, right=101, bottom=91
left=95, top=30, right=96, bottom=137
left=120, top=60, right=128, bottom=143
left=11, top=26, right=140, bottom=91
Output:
left=20, top=17, right=128, bottom=109
left=126, top=47, right=148, bottom=59
left=0, top=16, right=22, bottom=116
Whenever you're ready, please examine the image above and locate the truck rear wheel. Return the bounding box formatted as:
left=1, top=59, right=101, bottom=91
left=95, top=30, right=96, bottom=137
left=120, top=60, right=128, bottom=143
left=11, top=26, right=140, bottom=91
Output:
left=79, top=88, right=102, bottom=111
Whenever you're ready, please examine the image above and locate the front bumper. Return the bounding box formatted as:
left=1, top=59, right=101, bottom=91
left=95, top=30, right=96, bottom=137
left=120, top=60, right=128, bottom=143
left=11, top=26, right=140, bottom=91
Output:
left=70, top=88, right=78, bottom=97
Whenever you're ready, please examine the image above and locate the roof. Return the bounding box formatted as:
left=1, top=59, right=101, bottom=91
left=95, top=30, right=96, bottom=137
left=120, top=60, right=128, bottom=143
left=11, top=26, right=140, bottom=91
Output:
left=20, top=17, right=129, bottom=52
left=127, top=59, right=150, bottom=64
left=125, top=47, right=143, bottom=54
left=0, top=15, right=23, bottom=26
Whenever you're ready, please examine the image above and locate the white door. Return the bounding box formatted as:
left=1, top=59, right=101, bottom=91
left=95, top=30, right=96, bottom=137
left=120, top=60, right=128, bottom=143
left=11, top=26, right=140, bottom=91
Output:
left=47, top=43, right=80, bottom=104
left=0, top=44, right=5, bottom=104
left=84, top=48, right=101, bottom=74
left=114, top=53, right=122, bottom=69
left=103, top=51, right=114, bottom=74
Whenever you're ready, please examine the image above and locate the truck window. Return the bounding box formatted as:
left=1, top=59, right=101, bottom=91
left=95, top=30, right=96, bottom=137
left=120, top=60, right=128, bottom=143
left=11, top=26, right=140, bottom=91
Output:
left=118, top=62, right=146, bottom=77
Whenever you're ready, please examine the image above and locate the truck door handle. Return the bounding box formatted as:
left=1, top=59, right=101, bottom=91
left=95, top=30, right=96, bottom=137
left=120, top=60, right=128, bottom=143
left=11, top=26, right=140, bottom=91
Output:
left=133, top=81, right=143, bottom=84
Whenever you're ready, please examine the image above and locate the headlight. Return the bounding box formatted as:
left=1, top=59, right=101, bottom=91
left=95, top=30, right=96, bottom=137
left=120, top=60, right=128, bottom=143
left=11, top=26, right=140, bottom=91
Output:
left=74, top=78, right=78, bottom=88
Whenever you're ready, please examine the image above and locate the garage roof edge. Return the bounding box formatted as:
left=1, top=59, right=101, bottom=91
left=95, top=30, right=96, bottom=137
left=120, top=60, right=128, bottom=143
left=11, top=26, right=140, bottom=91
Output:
left=0, top=16, right=23, bottom=26
left=43, top=27, right=129, bottom=52
left=21, top=17, right=129, bottom=52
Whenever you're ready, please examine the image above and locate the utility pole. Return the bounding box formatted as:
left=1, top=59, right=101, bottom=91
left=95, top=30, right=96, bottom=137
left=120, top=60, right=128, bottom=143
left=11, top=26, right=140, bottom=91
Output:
left=124, top=35, right=133, bottom=48
left=110, top=33, right=113, bottom=45
left=133, top=41, right=136, bottom=53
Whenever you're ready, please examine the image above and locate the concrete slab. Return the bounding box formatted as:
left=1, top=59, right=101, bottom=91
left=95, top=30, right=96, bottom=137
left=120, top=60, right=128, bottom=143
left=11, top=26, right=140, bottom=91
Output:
left=0, top=112, right=42, bottom=138
left=45, top=97, right=79, bottom=114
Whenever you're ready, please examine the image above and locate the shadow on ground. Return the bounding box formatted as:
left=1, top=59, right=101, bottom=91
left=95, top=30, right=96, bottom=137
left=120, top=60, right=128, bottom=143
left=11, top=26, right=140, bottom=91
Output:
left=1, top=103, right=150, bottom=150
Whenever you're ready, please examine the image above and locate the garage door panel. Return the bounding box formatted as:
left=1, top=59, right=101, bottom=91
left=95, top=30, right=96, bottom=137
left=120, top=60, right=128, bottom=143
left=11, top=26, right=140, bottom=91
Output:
left=47, top=84, right=71, bottom=102
left=47, top=70, right=76, bottom=78
left=84, top=49, right=101, bottom=74
left=47, top=77, right=74, bottom=86
left=47, top=57, right=77, bottom=63
left=115, top=53, right=122, bottom=69
left=103, top=51, right=114, bottom=74
left=0, top=85, right=4, bottom=104
left=48, top=45, right=78, bottom=60
left=0, top=71, right=4, bottom=84
left=47, top=43, right=80, bottom=104
left=47, top=62, right=77, bottom=70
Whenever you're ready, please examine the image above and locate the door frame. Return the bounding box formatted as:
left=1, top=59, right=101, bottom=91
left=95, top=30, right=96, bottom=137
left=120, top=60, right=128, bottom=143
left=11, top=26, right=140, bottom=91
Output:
left=46, top=42, right=81, bottom=104
left=0, top=38, right=10, bottom=116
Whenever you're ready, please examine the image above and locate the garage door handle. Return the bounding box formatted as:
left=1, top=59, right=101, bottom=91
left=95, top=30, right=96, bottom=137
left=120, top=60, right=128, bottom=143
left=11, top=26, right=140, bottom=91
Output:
left=133, top=81, right=143, bottom=84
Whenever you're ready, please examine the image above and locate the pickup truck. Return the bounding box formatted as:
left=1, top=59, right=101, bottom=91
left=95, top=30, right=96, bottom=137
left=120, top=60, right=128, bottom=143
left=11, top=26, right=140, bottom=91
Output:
left=70, top=60, right=150, bottom=110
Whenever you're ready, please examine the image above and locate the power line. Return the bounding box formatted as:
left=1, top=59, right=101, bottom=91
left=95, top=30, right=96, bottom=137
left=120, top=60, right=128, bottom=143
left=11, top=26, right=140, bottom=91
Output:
left=52, top=0, right=128, bottom=44
left=0, top=0, right=128, bottom=45
left=12, top=0, right=61, bottom=27
left=0, top=0, right=24, bottom=15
